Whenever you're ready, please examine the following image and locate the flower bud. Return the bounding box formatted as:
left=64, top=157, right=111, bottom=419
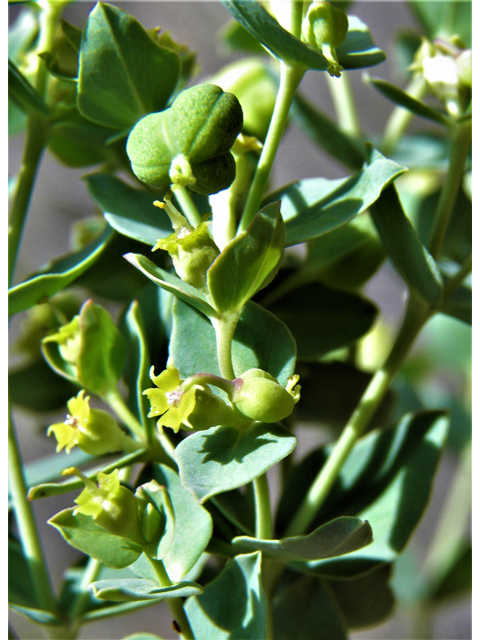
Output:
left=66, top=468, right=146, bottom=546
left=302, top=2, right=349, bottom=77
left=48, top=390, right=136, bottom=455
left=232, top=369, right=300, bottom=423
left=152, top=199, right=219, bottom=289
left=43, top=315, right=81, bottom=370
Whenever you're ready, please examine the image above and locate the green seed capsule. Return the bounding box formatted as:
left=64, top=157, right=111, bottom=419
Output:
left=233, top=368, right=299, bottom=423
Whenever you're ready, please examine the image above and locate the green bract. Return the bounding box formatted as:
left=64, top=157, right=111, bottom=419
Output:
left=126, top=83, right=243, bottom=195
left=233, top=368, right=301, bottom=423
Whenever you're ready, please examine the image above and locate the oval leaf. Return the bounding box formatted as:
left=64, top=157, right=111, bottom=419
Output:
left=174, top=421, right=296, bottom=503
left=208, top=201, right=285, bottom=314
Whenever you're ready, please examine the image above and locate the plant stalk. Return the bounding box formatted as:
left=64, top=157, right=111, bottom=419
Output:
left=327, top=72, right=362, bottom=139
left=428, top=120, right=471, bottom=260
left=173, top=185, right=202, bottom=227
left=239, top=63, right=304, bottom=232
left=212, top=315, right=239, bottom=380
left=253, top=473, right=272, bottom=540
left=148, top=558, right=194, bottom=640
left=104, top=390, right=147, bottom=441
left=285, top=294, right=431, bottom=537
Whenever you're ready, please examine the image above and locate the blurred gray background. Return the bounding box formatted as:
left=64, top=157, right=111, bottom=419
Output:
left=9, top=2, right=471, bottom=639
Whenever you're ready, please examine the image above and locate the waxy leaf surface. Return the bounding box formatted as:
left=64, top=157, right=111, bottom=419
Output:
left=185, top=552, right=267, bottom=639
left=78, top=2, right=180, bottom=129
left=174, top=421, right=296, bottom=503
left=170, top=298, right=296, bottom=386
left=264, top=147, right=406, bottom=246
left=89, top=578, right=202, bottom=602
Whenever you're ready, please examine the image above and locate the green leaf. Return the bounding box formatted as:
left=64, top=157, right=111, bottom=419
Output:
left=8, top=603, right=63, bottom=626
left=233, top=516, right=372, bottom=561
left=267, top=282, right=378, bottom=360
left=218, top=19, right=268, bottom=56
left=439, top=262, right=471, bottom=325
left=208, top=202, right=285, bottom=313
left=272, top=574, right=347, bottom=640
left=219, top=2, right=385, bottom=71
left=264, top=146, right=406, bottom=246
left=90, top=578, right=203, bottom=602
left=123, top=635, right=166, bottom=640
left=185, top=552, right=267, bottom=639
left=49, top=508, right=144, bottom=569
left=39, top=22, right=80, bottom=81
left=138, top=464, right=213, bottom=582
left=170, top=298, right=296, bottom=386
left=78, top=2, right=180, bottom=129
left=174, top=421, right=296, bottom=503
left=9, top=359, right=78, bottom=412
left=8, top=536, right=38, bottom=609
left=290, top=91, right=366, bottom=170
left=328, top=563, right=395, bottom=629
left=8, top=226, right=114, bottom=317
left=365, top=75, right=450, bottom=128
left=120, top=301, right=153, bottom=428
left=335, top=15, right=386, bottom=69
left=47, top=113, right=115, bottom=168
left=430, top=543, right=471, bottom=602
left=277, top=410, right=449, bottom=578
left=85, top=174, right=171, bottom=246
left=124, top=253, right=218, bottom=319
left=219, top=0, right=330, bottom=70
left=77, top=300, right=126, bottom=397
left=369, top=184, right=443, bottom=305
left=8, top=59, right=50, bottom=117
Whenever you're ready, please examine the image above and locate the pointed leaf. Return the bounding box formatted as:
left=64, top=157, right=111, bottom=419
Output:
left=85, top=173, right=172, bottom=246
left=264, top=146, right=406, bottom=246
left=267, top=282, right=377, bottom=360
left=365, top=75, right=450, bottom=128
left=8, top=227, right=114, bottom=317
left=208, top=202, right=285, bottom=314
left=89, top=578, right=202, bottom=602
left=335, top=15, right=386, bottom=69
left=8, top=604, right=63, bottom=626
left=174, top=421, right=296, bottom=503
left=233, top=516, right=372, bottom=561
left=49, top=508, right=144, bottom=568
left=124, top=253, right=218, bottom=319
left=369, top=184, right=443, bottom=305
left=170, top=298, right=296, bottom=386
left=185, top=552, right=267, bottom=640
left=78, top=2, right=180, bottom=129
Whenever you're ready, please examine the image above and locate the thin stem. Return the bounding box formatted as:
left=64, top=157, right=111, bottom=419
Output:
left=428, top=120, right=471, bottom=260
left=443, top=252, right=472, bottom=299
left=326, top=72, right=362, bottom=139
left=147, top=557, right=194, bottom=640
left=8, top=406, right=57, bottom=613
left=173, top=186, right=202, bottom=227
left=239, top=63, right=304, bottom=232
left=66, top=557, right=103, bottom=639
left=285, top=295, right=431, bottom=537
left=380, top=75, right=427, bottom=157
left=253, top=474, right=272, bottom=539
left=212, top=315, right=239, bottom=380
left=104, top=390, right=146, bottom=441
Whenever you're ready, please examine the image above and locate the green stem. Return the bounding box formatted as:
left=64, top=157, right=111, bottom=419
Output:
left=285, top=295, right=431, bottom=537
left=212, top=315, right=239, bottom=380
left=380, top=75, right=427, bottom=157
left=8, top=405, right=57, bottom=613
left=65, top=557, right=103, bottom=639
left=253, top=474, right=272, bottom=539
left=239, top=63, right=304, bottom=232
left=8, top=116, right=47, bottom=286
left=326, top=72, right=362, bottom=139
left=173, top=186, right=202, bottom=227
left=428, top=120, right=471, bottom=261
left=147, top=557, right=194, bottom=640
left=104, top=390, right=146, bottom=441
left=443, top=252, right=472, bottom=299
